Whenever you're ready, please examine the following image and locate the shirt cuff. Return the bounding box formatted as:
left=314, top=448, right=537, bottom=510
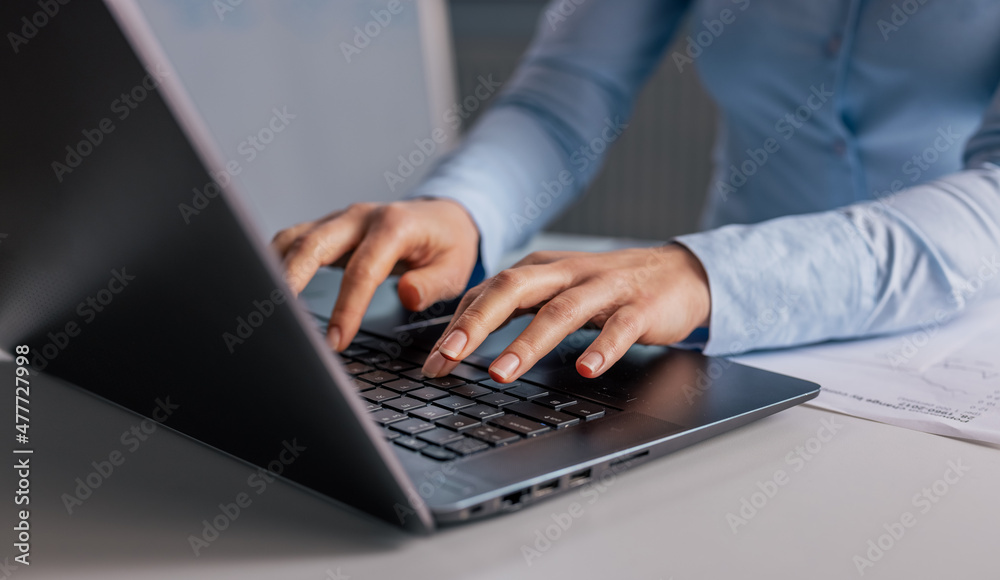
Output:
left=674, top=211, right=877, bottom=356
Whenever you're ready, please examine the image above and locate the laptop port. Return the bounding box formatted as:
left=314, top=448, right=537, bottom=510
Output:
left=502, top=488, right=529, bottom=507
left=610, top=449, right=650, bottom=468
left=568, top=468, right=592, bottom=487
left=533, top=479, right=560, bottom=498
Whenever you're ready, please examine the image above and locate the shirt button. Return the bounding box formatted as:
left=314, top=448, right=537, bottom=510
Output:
left=833, top=139, right=847, bottom=156
left=825, top=35, right=842, bottom=57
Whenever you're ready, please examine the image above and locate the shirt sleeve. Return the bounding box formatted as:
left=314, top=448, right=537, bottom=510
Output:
left=675, top=79, right=1000, bottom=356
left=405, top=0, right=690, bottom=274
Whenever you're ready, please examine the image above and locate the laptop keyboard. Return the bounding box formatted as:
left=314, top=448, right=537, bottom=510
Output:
left=338, top=340, right=610, bottom=462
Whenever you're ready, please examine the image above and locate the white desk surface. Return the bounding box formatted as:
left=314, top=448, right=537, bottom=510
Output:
left=4, top=234, right=998, bottom=580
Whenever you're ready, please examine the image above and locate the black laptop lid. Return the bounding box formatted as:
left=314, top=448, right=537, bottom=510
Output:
left=0, top=0, right=431, bottom=532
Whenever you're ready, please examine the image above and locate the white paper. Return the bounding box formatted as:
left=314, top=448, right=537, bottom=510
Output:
left=731, top=299, right=1000, bottom=444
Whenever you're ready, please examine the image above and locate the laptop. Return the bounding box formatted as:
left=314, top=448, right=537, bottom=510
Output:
left=0, top=0, right=820, bottom=533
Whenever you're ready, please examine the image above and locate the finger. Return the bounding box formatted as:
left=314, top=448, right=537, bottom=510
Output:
left=424, top=265, right=572, bottom=370
left=420, top=284, right=486, bottom=378
left=486, top=282, right=617, bottom=382
left=428, top=282, right=485, bottom=353
left=270, top=220, right=317, bottom=256
left=397, top=248, right=473, bottom=312
left=328, top=219, right=411, bottom=350
left=513, top=250, right=579, bottom=267
left=575, top=305, right=649, bottom=378
left=281, top=211, right=366, bottom=295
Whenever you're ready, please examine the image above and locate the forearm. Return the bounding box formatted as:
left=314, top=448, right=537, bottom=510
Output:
left=406, top=0, right=689, bottom=273
left=677, top=163, right=1000, bottom=356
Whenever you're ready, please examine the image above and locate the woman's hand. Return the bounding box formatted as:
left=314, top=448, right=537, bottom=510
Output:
left=271, top=198, right=480, bottom=351
left=422, top=244, right=711, bottom=381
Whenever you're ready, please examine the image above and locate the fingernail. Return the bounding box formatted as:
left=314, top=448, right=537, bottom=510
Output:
left=490, top=352, right=520, bottom=381
left=423, top=351, right=447, bottom=377
left=579, top=351, right=604, bottom=374
left=327, top=326, right=342, bottom=351
left=438, top=329, right=468, bottom=359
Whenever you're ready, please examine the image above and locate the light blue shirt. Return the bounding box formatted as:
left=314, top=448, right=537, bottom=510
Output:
left=407, top=0, right=1000, bottom=356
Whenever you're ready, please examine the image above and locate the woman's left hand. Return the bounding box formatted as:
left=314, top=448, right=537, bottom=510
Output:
left=421, top=244, right=712, bottom=381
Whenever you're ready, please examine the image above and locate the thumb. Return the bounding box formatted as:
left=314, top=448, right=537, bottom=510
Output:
left=397, top=253, right=471, bottom=311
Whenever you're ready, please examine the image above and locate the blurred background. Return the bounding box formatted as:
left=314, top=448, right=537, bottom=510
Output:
left=137, top=0, right=715, bottom=242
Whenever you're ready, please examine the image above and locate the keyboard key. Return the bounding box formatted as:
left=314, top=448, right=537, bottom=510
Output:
left=460, top=404, right=504, bottom=420
left=506, top=401, right=580, bottom=429
left=476, top=392, right=519, bottom=407
left=394, top=436, right=428, bottom=451
left=436, top=415, right=481, bottom=431
left=563, top=402, right=606, bottom=421
left=389, top=418, right=437, bottom=435
left=394, top=347, right=430, bottom=366
left=507, top=383, right=549, bottom=400
left=448, top=364, right=491, bottom=382
left=480, top=379, right=520, bottom=391
left=369, top=409, right=407, bottom=425
left=420, top=446, right=457, bottom=461
left=424, top=376, right=467, bottom=389
left=363, top=401, right=381, bottom=412
left=409, top=406, right=453, bottom=421
left=353, top=378, right=376, bottom=392
left=408, top=386, right=449, bottom=401
left=384, top=378, right=424, bottom=393
left=341, top=345, right=369, bottom=357
left=376, top=359, right=416, bottom=372
left=361, top=388, right=400, bottom=403
left=383, top=428, right=400, bottom=440
left=467, top=425, right=520, bottom=446
left=535, top=394, right=578, bottom=410
left=434, top=395, right=476, bottom=410
left=417, top=428, right=464, bottom=446
left=451, top=384, right=492, bottom=399
left=402, top=368, right=428, bottom=381
left=355, top=350, right=394, bottom=365
left=358, top=370, right=399, bottom=384
left=491, top=415, right=550, bottom=437
left=383, top=397, right=426, bottom=412
left=446, top=437, right=490, bottom=456
left=343, top=361, right=374, bottom=375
